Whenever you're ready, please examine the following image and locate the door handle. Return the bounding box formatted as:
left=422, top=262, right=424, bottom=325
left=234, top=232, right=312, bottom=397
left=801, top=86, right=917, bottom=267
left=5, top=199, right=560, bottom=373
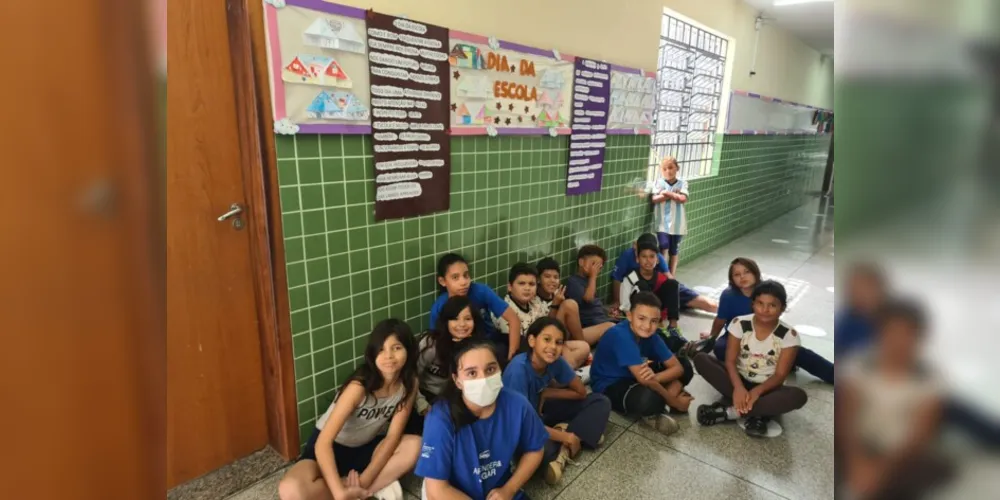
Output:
left=217, top=203, right=244, bottom=222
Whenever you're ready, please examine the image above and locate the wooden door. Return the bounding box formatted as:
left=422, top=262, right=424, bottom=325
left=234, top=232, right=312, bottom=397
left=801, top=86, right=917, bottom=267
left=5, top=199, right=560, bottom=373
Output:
left=167, top=0, right=269, bottom=486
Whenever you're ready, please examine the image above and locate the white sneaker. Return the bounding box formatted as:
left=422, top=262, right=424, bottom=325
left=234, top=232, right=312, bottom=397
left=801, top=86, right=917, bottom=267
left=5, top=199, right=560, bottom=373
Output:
left=372, top=480, right=404, bottom=500
left=575, top=365, right=591, bottom=385
left=641, top=413, right=680, bottom=436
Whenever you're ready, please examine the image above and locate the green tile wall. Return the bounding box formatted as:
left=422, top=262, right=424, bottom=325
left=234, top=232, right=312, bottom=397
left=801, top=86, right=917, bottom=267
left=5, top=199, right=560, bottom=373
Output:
left=276, top=134, right=654, bottom=443
left=680, top=134, right=831, bottom=262
left=275, top=132, right=828, bottom=441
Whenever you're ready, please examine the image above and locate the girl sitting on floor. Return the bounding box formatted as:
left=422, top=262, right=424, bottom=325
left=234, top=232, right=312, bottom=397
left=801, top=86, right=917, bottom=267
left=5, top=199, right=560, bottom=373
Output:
left=410, top=296, right=485, bottom=433
left=431, top=253, right=522, bottom=362
left=502, top=317, right=611, bottom=486
left=693, top=280, right=808, bottom=437
left=279, top=319, right=421, bottom=500
left=699, top=257, right=834, bottom=384
left=416, top=338, right=547, bottom=500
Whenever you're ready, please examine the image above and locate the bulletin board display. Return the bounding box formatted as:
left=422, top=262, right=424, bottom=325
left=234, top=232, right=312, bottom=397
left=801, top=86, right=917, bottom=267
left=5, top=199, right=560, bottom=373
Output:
left=606, top=64, right=657, bottom=135
left=264, top=0, right=372, bottom=134
left=725, top=90, right=832, bottom=135
left=447, top=31, right=575, bottom=136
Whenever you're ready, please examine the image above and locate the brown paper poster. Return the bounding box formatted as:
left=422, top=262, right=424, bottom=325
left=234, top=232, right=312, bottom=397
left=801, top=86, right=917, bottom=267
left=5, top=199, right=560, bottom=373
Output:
left=365, top=11, right=451, bottom=221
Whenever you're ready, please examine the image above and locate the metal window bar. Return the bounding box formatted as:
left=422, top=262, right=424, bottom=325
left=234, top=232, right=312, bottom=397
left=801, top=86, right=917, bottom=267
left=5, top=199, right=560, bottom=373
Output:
left=650, top=13, right=728, bottom=181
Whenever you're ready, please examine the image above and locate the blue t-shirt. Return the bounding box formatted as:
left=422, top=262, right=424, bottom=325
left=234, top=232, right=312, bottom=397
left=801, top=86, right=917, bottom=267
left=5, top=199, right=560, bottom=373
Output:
left=501, top=353, right=576, bottom=410
left=590, top=320, right=674, bottom=393
left=716, top=287, right=752, bottom=324
left=835, top=308, right=873, bottom=357
left=430, top=282, right=509, bottom=341
left=415, top=389, right=548, bottom=500
left=565, top=274, right=611, bottom=327
left=610, top=248, right=669, bottom=282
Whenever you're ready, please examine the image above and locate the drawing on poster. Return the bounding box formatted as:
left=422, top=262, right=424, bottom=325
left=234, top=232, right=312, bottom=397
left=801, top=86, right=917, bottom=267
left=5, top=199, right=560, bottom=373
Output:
left=448, top=35, right=573, bottom=132
left=303, top=17, right=366, bottom=53
left=367, top=11, right=450, bottom=220
left=567, top=57, right=611, bottom=195
left=456, top=76, right=492, bottom=99
left=608, top=69, right=656, bottom=131
left=306, top=90, right=369, bottom=120
left=283, top=54, right=353, bottom=88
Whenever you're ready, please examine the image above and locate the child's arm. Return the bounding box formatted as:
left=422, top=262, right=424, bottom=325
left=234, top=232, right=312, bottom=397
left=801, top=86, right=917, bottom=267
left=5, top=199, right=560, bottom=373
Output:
left=360, top=383, right=417, bottom=489
left=746, top=346, right=798, bottom=407
left=706, top=317, right=727, bottom=340
left=315, top=382, right=367, bottom=499
left=582, top=266, right=600, bottom=303
left=539, top=376, right=587, bottom=407
left=495, top=449, right=543, bottom=500
left=424, top=479, right=473, bottom=500
left=652, top=356, right=685, bottom=384
left=724, top=328, right=750, bottom=413
left=628, top=363, right=674, bottom=403
left=500, top=308, right=521, bottom=361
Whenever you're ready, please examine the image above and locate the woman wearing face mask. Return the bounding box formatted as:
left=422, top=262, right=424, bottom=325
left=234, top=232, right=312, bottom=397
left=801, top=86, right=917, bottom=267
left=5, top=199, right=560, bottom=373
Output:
left=415, top=338, right=548, bottom=500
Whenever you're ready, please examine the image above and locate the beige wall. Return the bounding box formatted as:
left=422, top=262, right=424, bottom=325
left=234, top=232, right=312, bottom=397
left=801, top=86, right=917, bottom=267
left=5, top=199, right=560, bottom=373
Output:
left=328, top=0, right=833, bottom=108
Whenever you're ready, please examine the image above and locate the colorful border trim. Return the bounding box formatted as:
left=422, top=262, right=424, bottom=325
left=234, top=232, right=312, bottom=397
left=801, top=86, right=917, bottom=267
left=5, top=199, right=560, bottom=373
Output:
left=264, top=1, right=370, bottom=135
left=731, top=89, right=832, bottom=112
left=285, top=0, right=365, bottom=18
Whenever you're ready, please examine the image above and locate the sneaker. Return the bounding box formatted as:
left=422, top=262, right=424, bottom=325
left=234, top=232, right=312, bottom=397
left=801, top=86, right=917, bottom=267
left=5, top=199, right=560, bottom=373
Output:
left=598, top=433, right=605, bottom=446
left=371, top=480, right=403, bottom=500
left=696, top=337, right=716, bottom=354
left=696, top=402, right=728, bottom=426
left=544, top=447, right=570, bottom=485
left=575, top=365, right=591, bottom=385
left=667, top=326, right=683, bottom=338
left=744, top=416, right=769, bottom=437
left=641, top=413, right=680, bottom=436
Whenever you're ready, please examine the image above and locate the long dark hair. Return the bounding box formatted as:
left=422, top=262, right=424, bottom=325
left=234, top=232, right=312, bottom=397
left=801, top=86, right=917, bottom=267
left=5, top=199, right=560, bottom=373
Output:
left=728, top=257, right=762, bottom=290
left=438, top=337, right=499, bottom=429
left=334, top=318, right=418, bottom=408
left=420, top=296, right=485, bottom=372
left=436, top=253, right=469, bottom=292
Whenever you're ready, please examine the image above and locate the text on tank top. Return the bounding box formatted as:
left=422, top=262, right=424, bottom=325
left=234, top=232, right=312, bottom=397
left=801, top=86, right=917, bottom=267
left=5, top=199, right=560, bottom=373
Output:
left=315, top=383, right=405, bottom=447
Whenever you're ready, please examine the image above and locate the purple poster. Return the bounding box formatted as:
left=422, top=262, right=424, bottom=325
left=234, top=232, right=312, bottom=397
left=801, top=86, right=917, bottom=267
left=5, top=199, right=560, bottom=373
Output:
left=567, top=58, right=611, bottom=195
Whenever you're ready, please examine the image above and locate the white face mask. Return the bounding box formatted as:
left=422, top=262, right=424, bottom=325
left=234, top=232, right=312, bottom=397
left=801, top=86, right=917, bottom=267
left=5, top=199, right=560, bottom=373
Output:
left=460, top=373, right=503, bottom=407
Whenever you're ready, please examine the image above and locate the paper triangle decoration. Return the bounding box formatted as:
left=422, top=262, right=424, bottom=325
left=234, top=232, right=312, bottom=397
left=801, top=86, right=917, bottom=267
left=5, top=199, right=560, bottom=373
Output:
left=306, top=90, right=369, bottom=121
left=456, top=76, right=492, bottom=99
left=538, top=69, right=565, bottom=89
left=303, top=18, right=365, bottom=54
left=283, top=54, right=353, bottom=88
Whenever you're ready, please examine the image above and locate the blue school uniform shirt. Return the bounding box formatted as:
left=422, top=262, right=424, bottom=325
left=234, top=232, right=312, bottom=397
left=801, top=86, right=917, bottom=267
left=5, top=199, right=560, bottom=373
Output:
left=430, top=282, right=509, bottom=341
left=501, top=353, right=576, bottom=410
left=610, top=248, right=669, bottom=282
left=415, top=389, right=548, bottom=500
left=589, top=320, right=674, bottom=393
left=716, top=287, right=752, bottom=323
left=835, top=308, right=874, bottom=357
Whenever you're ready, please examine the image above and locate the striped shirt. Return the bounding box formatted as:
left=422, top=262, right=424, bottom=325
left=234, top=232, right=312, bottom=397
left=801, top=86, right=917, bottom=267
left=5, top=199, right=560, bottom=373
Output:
left=652, top=177, right=689, bottom=235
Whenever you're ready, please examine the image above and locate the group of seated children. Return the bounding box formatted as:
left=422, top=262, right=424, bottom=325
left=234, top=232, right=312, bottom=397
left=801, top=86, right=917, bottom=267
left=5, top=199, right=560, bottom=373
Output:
left=280, top=238, right=828, bottom=500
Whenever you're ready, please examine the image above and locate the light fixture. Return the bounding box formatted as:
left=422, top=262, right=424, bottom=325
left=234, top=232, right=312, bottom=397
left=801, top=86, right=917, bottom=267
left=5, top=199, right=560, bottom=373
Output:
left=773, top=0, right=833, bottom=6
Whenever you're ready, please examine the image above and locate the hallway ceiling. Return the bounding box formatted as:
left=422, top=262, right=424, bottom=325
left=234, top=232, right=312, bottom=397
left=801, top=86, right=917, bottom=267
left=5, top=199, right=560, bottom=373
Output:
left=742, top=0, right=834, bottom=55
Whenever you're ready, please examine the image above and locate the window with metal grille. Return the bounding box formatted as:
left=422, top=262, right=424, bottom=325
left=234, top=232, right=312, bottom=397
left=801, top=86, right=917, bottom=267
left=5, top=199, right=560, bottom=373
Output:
left=648, top=11, right=730, bottom=181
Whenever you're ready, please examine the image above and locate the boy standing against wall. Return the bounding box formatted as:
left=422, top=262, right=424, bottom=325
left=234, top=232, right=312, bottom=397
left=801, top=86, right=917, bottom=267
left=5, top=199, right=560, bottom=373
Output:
left=651, top=156, right=688, bottom=275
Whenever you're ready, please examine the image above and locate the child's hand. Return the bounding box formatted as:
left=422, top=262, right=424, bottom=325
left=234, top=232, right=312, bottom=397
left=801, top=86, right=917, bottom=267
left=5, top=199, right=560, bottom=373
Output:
left=733, top=387, right=750, bottom=414
left=487, top=487, right=515, bottom=500
left=563, top=432, right=582, bottom=457
left=552, top=286, right=566, bottom=306
left=636, top=364, right=655, bottom=381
